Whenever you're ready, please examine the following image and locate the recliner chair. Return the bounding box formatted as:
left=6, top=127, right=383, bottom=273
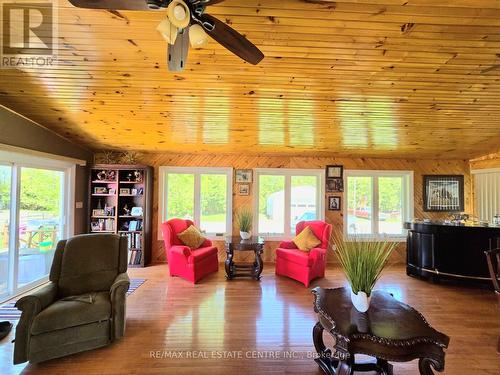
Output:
left=14, top=234, right=130, bottom=364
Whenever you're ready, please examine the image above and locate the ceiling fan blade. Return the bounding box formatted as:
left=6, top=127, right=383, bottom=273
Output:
left=68, top=0, right=151, bottom=10
left=168, top=28, right=190, bottom=71
left=195, top=14, right=264, bottom=65
left=202, top=0, right=226, bottom=4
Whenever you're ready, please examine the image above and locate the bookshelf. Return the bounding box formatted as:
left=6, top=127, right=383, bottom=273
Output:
left=88, top=164, right=153, bottom=267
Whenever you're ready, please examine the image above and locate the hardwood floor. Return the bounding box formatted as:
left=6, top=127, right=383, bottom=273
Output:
left=1, top=264, right=498, bottom=374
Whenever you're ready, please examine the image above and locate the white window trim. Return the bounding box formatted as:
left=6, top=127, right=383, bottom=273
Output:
left=158, top=166, right=233, bottom=240
left=253, top=168, right=325, bottom=241
left=0, top=149, right=75, bottom=303
left=343, top=170, right=414, bottom=242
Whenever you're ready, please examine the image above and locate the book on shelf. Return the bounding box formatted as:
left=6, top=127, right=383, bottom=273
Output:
left=122, top=232, right=142, bottom=250
left=127, top=249, right=142, bottom=265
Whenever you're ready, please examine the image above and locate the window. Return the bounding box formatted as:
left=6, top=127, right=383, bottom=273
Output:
left=345, top=170, right=413, bottom=239
left=159, top=167, right=232, bottom=237
left=0, top=149, right=75, bottom=303
left=472, top=168, right=500, bottom=222
left=254, top=169, right=324, bottom=238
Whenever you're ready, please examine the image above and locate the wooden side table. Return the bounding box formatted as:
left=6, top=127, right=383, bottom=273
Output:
left=224, top=236, right=264, bottom=280
left=311, top=287, right=449, bottom=375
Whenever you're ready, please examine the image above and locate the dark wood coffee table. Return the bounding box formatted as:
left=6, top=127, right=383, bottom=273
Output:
left=225, top=236, right=264, bottom=280
left=311, top=287, right=449, bottom=375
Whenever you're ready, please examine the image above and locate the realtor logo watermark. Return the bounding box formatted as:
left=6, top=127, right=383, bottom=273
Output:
left=1, top=0, right=57, bottom=68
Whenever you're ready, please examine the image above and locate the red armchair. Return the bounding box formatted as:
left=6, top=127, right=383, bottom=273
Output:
left=275, top=220, right=332, bottom=287
left=161, top=219, right=218, bottom=284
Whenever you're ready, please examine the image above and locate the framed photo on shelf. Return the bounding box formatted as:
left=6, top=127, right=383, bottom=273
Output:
left=119, top=188, right=130, bottom=195
left=92, top=209, right=106, bottom=217
left=131, top=188, right=138, bottom=196
left=108, top=188, right=116, bottom=195
left=94, top=187, right=108, bottom=194
left=90, top=221, right=100, bottom=231
left=423, top=175, right=464, bottom=212
left=328, top=196, right=341, bottom=211
left=326, top=178, right=343, bottom=193
left=326, top=165, right=343, bottom=179
left=235, top=169, right=252, bottom=183
left=131, top=207, right=143, bottom=216
left=238, top=184, right=250, bottom=196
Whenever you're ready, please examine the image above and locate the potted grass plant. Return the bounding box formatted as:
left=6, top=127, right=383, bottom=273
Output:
left=236, top=208, right=253, bottom=240
left=332, top=229, right=397, bottom=312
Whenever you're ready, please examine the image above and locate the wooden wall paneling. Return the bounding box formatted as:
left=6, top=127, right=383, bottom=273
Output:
left=104, top=153, right=473, bottom=265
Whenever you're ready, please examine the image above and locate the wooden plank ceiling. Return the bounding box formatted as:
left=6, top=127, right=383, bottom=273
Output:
left=1, top=0, right=500, bottom=158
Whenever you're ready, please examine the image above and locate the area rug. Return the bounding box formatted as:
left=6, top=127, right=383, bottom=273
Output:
left=0, top=278, right=146, bottom=322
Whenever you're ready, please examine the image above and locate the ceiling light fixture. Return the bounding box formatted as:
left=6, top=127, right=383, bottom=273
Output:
left=167, top=0, right=190, bottom=29
left=189, top=24, right=209, bottom=48
left=156, top=18, right=178, bottom=45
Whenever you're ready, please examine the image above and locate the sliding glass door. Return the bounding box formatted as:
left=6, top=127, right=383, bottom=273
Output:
left=0, top=151, right=73, bottom=303
left=17, top=168, right=64, bottom=288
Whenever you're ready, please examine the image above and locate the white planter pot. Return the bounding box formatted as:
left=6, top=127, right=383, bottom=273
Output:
left=350, top=289, right=371, bottom=313
left=240, top=231, right=251, bottom=240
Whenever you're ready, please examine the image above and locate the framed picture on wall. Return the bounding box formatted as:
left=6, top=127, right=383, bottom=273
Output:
left=235, top=169, right=253, bottom=183
left=328, top=196, right=341, bottom=211
left=238, top=184, right=250, bottom=196
left=423, top=175, right=464, bottom=212
left=326, top=165, right=343, bottom=179
left=326, top=178, right=344, bottom=193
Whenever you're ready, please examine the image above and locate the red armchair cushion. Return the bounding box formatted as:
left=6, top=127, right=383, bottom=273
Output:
left=278, top=240, right=297, bottom=249
left=276, top=248, right=312, bottom=267
left=188, top=246, right=218, bottom=264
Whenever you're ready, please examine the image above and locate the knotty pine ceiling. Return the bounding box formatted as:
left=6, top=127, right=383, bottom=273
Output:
left=1, top=0, right=500, bottom=158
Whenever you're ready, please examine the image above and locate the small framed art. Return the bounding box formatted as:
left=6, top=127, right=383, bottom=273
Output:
left=238, top=184, right=250, bottom=196
left=328, top=196, right=341, bottom=211
left=326, top=165, right=343, bottom=179
left=235, top=169, right=253, bottom=183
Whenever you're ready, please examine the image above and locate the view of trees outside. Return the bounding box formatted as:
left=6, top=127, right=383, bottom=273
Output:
left=200, top=174, right=227, bottom=233
left=347, top=176, right=403, bottom=235
left=18, top=168, right=63, bottom=286
left=378, top=177, right=403, bottom=234
left=165, top=173, right=228, bottom=233
left=258, top=175, right=285, bottom=234
left=166, top=173, right=194, bottom=220
left=0, top=167, right=63, bottom=291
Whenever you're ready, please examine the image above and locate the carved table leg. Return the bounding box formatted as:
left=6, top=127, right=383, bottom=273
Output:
left=313, top=322, right=337, bottom=375
left=225, top=243, right=234, bottom=280
left=254, top=246, right=264, bottom=280
left=418, top=357, right=444, bottom=375
left=335, top=361, right=353, bottom=375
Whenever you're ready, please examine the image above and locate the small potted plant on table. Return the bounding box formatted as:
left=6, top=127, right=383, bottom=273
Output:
left=236, top=208, right=253, bottom=240
left=332, top=230, right=397, bottom=312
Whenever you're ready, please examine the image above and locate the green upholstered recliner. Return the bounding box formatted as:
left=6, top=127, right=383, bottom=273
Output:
left=14, top=234, right=130, bottom=364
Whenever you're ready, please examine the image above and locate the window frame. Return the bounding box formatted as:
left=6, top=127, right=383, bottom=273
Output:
left=158, top=166, right=233, bottom=239
left=253, top=168, right=325, bottom=240
left=344, top=170, right=414, bottom=242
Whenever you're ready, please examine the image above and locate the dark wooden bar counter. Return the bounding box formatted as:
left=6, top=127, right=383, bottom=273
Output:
left=405, top=221, right=500, bottom=283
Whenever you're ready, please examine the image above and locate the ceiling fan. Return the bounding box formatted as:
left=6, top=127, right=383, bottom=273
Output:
left=68, top=0, right=265, bottom=71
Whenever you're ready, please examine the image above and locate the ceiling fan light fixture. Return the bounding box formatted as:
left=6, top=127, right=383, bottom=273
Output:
left=189, top=24, right=209, bottom=48
left=156, top=18, right=178, bottom=45
left=167, top=0, right=190, bottom=29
